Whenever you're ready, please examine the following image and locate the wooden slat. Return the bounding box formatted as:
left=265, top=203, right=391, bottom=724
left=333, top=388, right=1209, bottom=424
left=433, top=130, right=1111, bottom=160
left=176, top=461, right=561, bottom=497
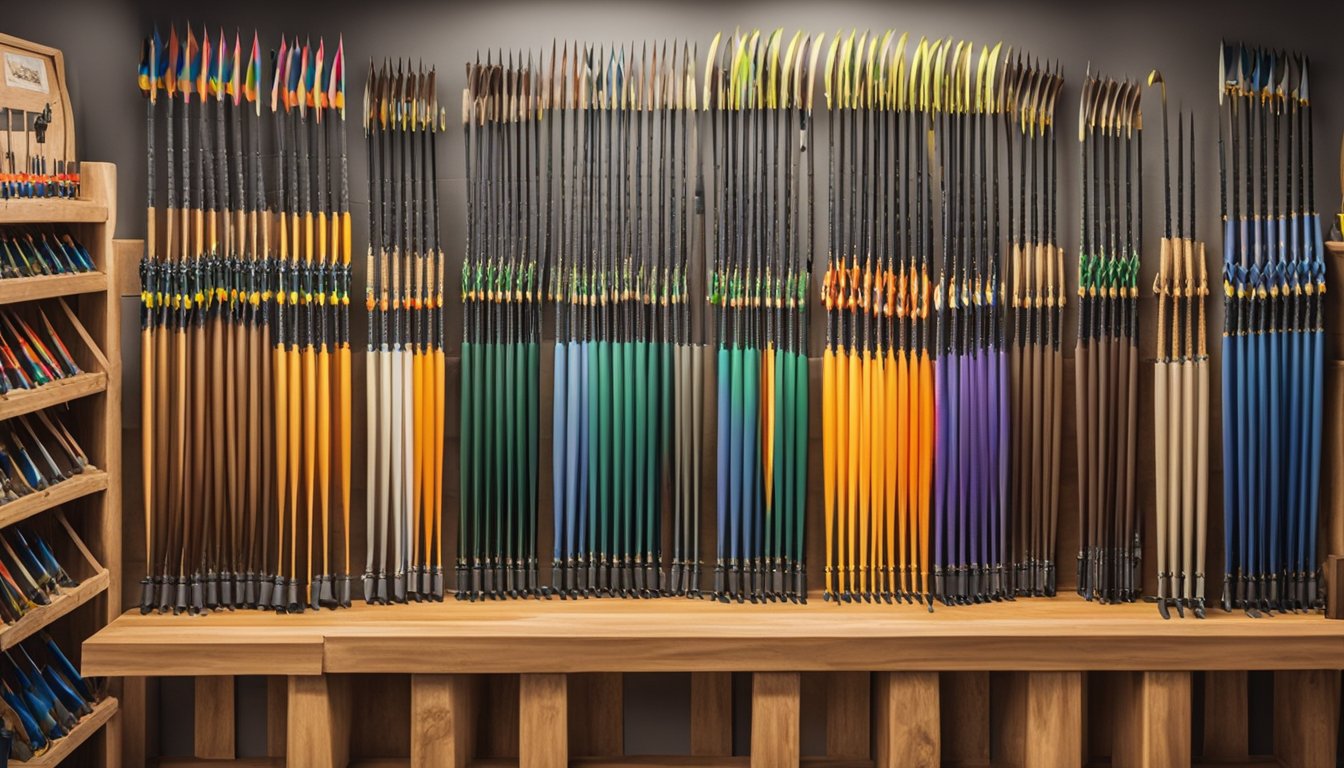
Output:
left=86, top=598, right=1344, bottom=677
left=873, top=672, right=938, bottom=768
left=940, top=672, right=988, bottom=765
left=24, top=696, right=119, bottom=767
left=83, top=613, right=325, bottom=676
left=0, top=271, right=109, bottom=305
left=0, top=567, right=108, bottom=650
left=157, top=760, right=283, bottom=768
left=1200, top=672, right=1247, bottom=761
left=519, top=673, right=567, bottom=768
left=1113, top=671, right=1191, bottom=768
left=825, top=672, right=869, bottom=759
left=1273, top=670, right=1341, bottom=768
left=993, top=672, right=1083, bottom=768
left=0, top=370, right=108, bottom=420
left=411, top=674, right=477, bottom=768
left=287, top=675, right=351, bottom=768
left=194, top=676, right=235, bottom=759
left=0, top=197, right=108, bottom=224
left=0, top=466, right=108, bottom=529
left=689, top=672, right=732, bottom=757
left=568, top=673, right=622, bottom=757
left=569, top=759, right=871, bottom=767
left=750, top=672, right=800, bottom=768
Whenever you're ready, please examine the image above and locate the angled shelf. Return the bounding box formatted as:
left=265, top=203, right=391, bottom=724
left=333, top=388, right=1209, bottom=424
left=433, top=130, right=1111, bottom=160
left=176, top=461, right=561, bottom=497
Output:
left=0, top=370, right=108, bottom=421
left=0, top=271, right=109, bottom=305
left=0, top=568, right=110, bottom=651
left=0, top=198, right=109, bottom=225
left=0, top=460, right=107, bottom=530
left=22, top=696, right=119, bottom=767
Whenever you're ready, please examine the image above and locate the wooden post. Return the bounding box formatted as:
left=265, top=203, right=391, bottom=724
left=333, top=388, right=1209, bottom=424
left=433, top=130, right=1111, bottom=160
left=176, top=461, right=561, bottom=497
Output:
left=1274, top=670, right=1342, bottom=768
left=121, top=677, right=149, bottom=768
left=750, top=672, right=800, bottom=768
left=992, top=671, right=1083, bottom=768
left=1201, top=672, right=1248, bottom=761
left=483, top=675, right=520, bottom=758
left=941, top=672, right=989, bottom=765
left=410, top=674, right=477, bottom=768
left=519, top=673, right=567, bottom=768
left=1112, top=671, right=1191, bottom=768
left=826, top=671, right=870, bottom=759
left=690, top=672, right=732, bottom=756
left=268, top=676, right=289, bottom=758
left=874, top=672, right=939, bottom=768
left=1325, top=555, right=1344, bottom=619
left=194, top=676, right=235, bottom=759
left=568, top=673, right=622, bottom=757
left=287, top=675, right=351, bottom=768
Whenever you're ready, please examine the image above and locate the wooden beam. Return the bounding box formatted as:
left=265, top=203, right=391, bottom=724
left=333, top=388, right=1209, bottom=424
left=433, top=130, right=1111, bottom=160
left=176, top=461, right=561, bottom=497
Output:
left=1273, top=670, right=1341, bottom=768
left=825, top=672, right=869, bottom=759
left=750, top=672, right=799, bottom=767
left=568, top=673, right=623, bottom=757
left=689, top=672, right=732, bottom=756
left=1200, top=672, right=1247, bottom=761
left=194, top=676, right=235, bottom=759
left=993, top=671, right=1083, bottom=768
left=1113, top=671, right=1191, bottom=768
left=940, top=672, right=988, bottom=765
left=519, top=673, right=568, bottom=768
left=87, top=600, right=1344, bottom=677
left=287, top=675, right=351, bottom=768
left=873, top=672, right=939, bottom=768
left=411, top=674, right=477, bottom=768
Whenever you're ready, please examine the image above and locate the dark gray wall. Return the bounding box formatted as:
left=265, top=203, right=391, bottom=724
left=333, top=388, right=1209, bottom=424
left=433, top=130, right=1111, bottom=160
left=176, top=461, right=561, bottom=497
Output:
left=7, top=0, right=1340, bottom=758
left=12, top=0, right=1344, bottom=416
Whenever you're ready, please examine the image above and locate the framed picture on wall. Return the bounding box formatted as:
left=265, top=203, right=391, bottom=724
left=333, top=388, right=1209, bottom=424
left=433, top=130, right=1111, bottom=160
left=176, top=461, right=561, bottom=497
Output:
left=0, top=32, right=75, bottom=171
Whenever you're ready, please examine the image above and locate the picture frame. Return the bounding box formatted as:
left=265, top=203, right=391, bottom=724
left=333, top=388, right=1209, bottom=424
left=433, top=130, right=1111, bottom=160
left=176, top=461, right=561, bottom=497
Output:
left=0, top=32, right=76, bottom=172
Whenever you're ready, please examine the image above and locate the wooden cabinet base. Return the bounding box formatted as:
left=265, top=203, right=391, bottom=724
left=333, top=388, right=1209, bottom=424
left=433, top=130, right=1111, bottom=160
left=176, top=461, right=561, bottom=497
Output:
left=410, top=674, right=477, bottom=768
left=1113, top=671, right=1191, bottom=768
left=287, top=675, right=351, bottom=768
left=519, top=673, right=568, bottom=768
left=874, top=672, right=939, bottom=768
left=750, top=672, right=800, bottom=767
left=992, top=671, right=1083, bottom=768
left=1274, top=670, right=1341, bottom=768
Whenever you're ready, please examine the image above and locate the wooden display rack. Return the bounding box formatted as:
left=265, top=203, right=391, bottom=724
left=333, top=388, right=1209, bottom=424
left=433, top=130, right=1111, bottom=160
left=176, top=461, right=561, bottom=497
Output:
left=1, top=161, right=122, bottom=767
left=89, top=235, right=1343, bottom=768
left=85, top=596, right=1341, bottom=768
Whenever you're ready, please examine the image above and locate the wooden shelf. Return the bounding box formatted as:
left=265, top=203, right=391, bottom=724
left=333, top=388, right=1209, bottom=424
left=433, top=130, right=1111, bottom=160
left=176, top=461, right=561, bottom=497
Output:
left=81, top=595, right=1344, bottom=678
left=0, top=197, right=109, bottom=225
left=0, top=271, right=108, bottom=305
left=0, top=468, right=108, bottom=529
left=0, top=370, right=108, bottom=421
left=0, top=568, right=109, bottom=651
left=24, top=696, right=118, bottom=767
